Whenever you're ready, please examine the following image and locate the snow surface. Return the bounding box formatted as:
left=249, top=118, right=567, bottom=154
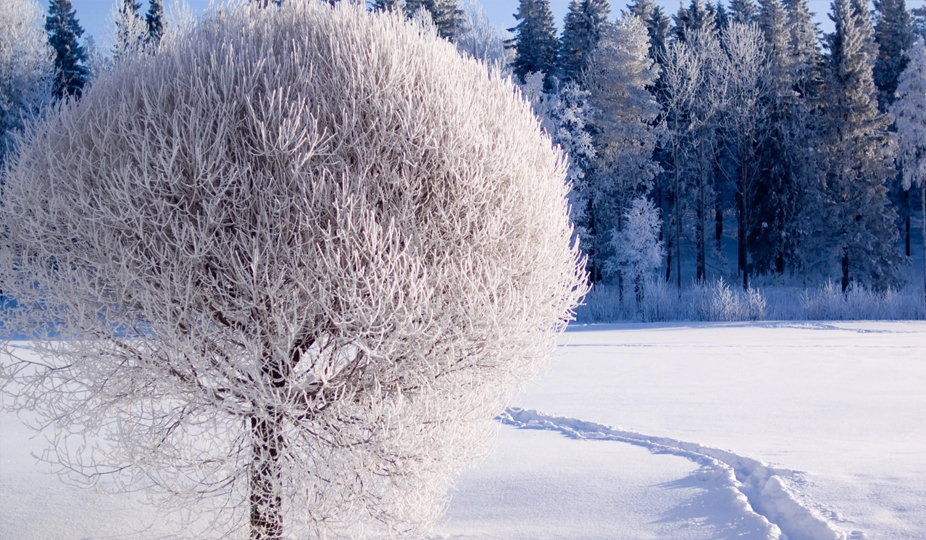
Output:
left=3, top=321, right=926, bottom=539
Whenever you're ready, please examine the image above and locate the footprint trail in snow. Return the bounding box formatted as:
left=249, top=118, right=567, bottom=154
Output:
left=500, top=407, right=863, bottom=540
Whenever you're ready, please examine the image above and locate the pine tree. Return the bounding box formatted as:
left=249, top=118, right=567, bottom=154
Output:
left=371, top=0, right=404, bottom=10
left=508, top=0, right=558, bottom=86
left=406, top=0, right=462, bottom=40
left=874, top=0, right=912, bottom=111
left=585, top=14, right=662, bottom=289
left=730, top=0, right=759, bottom=23
left=786, top=0, right=822, bottom=100
left=753, top=0, right=802, bottom=274
left=146, top=0, right=165, bottom=47
left=714, top=1, right=731, bottom=29
left=819, top=0, right=902, bottom=290
left=45, top=0, right=88, bottom=100
left=558, top=0, right=611, bottom=84
left=891, top=39, right=926, bottom=302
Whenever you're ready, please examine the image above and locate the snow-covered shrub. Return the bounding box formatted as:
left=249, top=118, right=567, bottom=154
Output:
left=638, top=277, right=681, bottom=322
left=0, top=4, right=586, bottom=539
left=688, top=278, right=767, bottom=321
left=802, top=281, right=926, bottom=320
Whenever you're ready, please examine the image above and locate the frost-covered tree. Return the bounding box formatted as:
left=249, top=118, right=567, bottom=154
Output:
left=687, top=29, right=728, bottom=283
left=0, top=0, right=52, bottom=163
left=891, top=39, right=926, bottom=301
left=0, top=4, right=586, bottom=540
left=730, top=0, right=759, bottom=23
left=371, top=0, right=404, bottom=11
left=145, top=0, right=165, bottom=46
left=818, top=0, right=901, bottom=290
left=45, top=0, right=89, bottom=99
left=520, top=74, right=598, bottom=279
left=558, top=0, right=611, bottom=84
left=509, top=0, right=558, bottom=86
left=111, top=0, right=147, bottom=62
left=753, top=0, right=804, bottom=275
left=873, top=0, right=913, bottom=112
left=405, top=0, right=462, bottom=40
left=660, top=39, right=702, bottom=291
left=455, top=0, right=510, bottom=68
left=585, top=14, right=661, bottom=288
left=718, top=23, right=765, bottom=288
left=607, top=196, right=665, bottom=304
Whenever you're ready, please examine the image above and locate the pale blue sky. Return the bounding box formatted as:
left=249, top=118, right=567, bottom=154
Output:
left=65, top=0, right=922, bottom=51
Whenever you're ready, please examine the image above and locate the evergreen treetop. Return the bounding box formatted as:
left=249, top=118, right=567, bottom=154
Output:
left=508, top=0, right=558, bottom=86
left=558, top=0, right=612, bottom=84
left=46, top=0, right=88, bottom=100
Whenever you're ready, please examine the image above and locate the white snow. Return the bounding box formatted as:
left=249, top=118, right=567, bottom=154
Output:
left=3, top=321, right=926, bottom=539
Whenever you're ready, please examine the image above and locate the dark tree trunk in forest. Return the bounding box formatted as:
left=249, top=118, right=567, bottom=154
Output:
left=905, top=188, right=911, bottom=257
left=841, top=248, right=850, bottom=292
left=715, top=206, right=723, bottom=253
left=921, top=184, right=925, bottom=305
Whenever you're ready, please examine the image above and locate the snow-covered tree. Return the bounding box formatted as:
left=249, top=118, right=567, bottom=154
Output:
left=818, top=0, right=901, bottom=290
left=686, top=29, right=728, bottom=283
left=45, top=0, right=89, bottom=99
left=660, top=39, right=702, bottom=291
left=405, top=0, right=462, bottom=40
left=509, top=0, right=558, bottom=86
left=873, top=0, right=913, bottom=112
left=455, top=0, right=510, bottom=68
left=146, top=0, right=165, bottom=47
left=558, top=0, right=611, bottom=84
left=718, top=23, right=766, bottom=288
left=0, top=0, right=52, bottom=163
left=752, top=0, right=803, bottom=275
left=730, top=0, right=759, bottom=23
left=111, top=0, right=147, bottom=62
left=0, top=4, right=586, bottom=540
left=371, top=0, right=404, bottom=11
left=891, top=39, right=926, bottom=301
left=607, top=196, right=665, bottom=304
left=585, top=14, right=661, bottom=288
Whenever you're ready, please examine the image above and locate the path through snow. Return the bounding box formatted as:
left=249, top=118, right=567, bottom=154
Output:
left=500, top=407, right=858, bottom=540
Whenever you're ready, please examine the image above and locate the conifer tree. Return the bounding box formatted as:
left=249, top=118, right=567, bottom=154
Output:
left=819, top=0, right=901, bottom=290
left=146, top=0, right=165, bottom=47
left=753, top=0, right=802, bottom=274
left=45, top=0, right=88, bottom=100
left=714, top=1, right=731, bottom=29
left=558, top=0, right=611, bottom=84
left=873, top=0, right=912, bottom=111
left=371, top=0, right=404, bottom=10
left=730, top=0, right=759, bottom=23
left=406, top=0, right=462, bottom=40
left=585, top=14, right=661, bottom=289
left=509, top=0, right=558, bottom=86
left=891, top=39, right=926, bottom=302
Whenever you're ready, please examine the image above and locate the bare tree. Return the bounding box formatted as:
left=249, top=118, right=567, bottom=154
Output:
left=659, top=39, right=702, bottom=294
left=717, top=22, right=767, bottom=289
left=0, top=4, right=586, bottom=540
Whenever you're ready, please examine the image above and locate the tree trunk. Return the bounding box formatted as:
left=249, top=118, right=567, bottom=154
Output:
left=841, top=248, right=850, bottom=293
left=921, top=183, right=925, bottom=306
left=905, top=188, right=911, bottom=257
left=715, top=205, right=723, bottom=254
left=696, top=141, right=706, bottom=283
left=674, top=133, right=682, bottom=297
left=250, top=414, right=284, bottom=540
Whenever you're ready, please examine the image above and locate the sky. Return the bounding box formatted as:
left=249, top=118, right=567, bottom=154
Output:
left=65, top=0, right=926, bottom=51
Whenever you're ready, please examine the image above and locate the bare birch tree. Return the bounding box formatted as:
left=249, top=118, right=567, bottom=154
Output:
left=0, top=4, right=586, bottom=539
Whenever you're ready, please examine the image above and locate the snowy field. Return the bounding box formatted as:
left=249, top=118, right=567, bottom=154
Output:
left=3, top=321, right=926, bottom=539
